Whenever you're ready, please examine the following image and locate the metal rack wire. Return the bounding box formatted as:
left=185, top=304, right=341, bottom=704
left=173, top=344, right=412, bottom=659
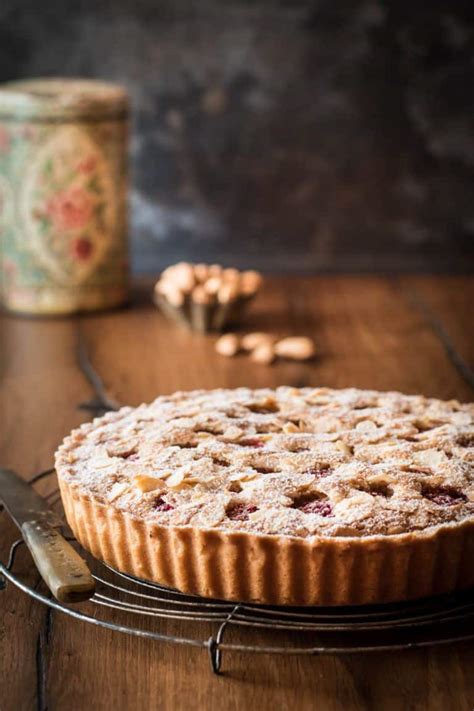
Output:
left=1, top=467, right=474, bottom=674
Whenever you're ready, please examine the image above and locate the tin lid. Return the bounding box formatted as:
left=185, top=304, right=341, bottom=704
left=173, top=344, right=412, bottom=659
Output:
left=0, top=78, right=129, bottom=121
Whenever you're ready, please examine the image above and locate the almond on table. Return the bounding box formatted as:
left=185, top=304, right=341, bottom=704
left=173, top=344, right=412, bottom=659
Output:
left=241, top=332, right=275, bottom=351
left=274, top=336, right=316, bottom=361
left=215, top=333, right=240, bottom=357
left=250, top=342, right=275, bottom=365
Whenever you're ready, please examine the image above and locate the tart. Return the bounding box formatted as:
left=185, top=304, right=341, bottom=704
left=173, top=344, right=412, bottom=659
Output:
left=55, top=387, right=474, bottom=606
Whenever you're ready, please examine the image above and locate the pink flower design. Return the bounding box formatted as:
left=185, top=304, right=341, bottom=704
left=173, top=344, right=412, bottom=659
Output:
left=0, top=127, right=10, bottom=153
left=46, top=185, right=92, bottom=231
left=71, top=237, right=93, bottom=261
left=76, top=155, right=97, bottom=175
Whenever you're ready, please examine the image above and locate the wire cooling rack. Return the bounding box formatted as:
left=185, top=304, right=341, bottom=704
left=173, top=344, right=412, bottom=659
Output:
left=1, top=467, right=474, bottom=674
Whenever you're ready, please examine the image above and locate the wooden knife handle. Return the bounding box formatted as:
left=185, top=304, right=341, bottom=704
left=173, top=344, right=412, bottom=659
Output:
left=22, top=520, right=95, bottom=603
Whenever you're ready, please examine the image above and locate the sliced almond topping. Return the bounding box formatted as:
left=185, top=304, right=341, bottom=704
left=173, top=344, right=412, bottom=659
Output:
left=355, top=420, right=378, bottom=432
left=107, top=439, right=138, bottom=458
left=108, top=482, right=130, bottom=501
left=283, top=421, right=300, bottom=434
left=223, top=425, right=245, bottom=441
left=228, top=469, right=258, bottom=482
left=92, top=456, right=116, bottom=470
left=335, top=440, right=352, bottom=455
left=133, top=475, right=166, bottom=493
left=166, top=470, right=186, bottom=488
left=196, top=431, right=213, bottom=440
left=151, top=470, right=173, bottom=479
left=413, top=449, right=448, bottom=468
left=246, top=397, right=279, bottom=413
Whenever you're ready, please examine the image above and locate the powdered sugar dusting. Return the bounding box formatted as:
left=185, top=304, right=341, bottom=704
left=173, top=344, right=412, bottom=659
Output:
left=55, top=387, right=474, bottom=538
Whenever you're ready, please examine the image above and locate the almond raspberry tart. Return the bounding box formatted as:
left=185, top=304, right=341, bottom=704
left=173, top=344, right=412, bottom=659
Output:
left=55, top=387, right=474, bottom=606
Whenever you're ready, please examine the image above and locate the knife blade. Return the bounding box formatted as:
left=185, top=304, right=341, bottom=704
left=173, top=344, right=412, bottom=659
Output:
left=0, top=468, right=95, bottom=603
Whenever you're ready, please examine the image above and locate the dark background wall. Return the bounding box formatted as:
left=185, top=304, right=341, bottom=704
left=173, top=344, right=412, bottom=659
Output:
left=1, top=1, right=473, bottom=273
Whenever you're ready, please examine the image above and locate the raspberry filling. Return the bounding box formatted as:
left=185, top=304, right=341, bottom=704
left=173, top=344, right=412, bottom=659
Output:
left=299, top=500, right=333, bottom=516
left=422, top=486, right=467, bottom=506
left=293, top=495, right=333, bottom=516
left=154, top=496, right=174, bottom=512
left=227, top=504, right=258, bottom=521
left=305, top=466, right=331, bottom=478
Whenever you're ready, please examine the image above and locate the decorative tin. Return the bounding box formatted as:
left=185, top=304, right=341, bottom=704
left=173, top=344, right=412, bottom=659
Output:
left=0, top=78, right=129, bottom=314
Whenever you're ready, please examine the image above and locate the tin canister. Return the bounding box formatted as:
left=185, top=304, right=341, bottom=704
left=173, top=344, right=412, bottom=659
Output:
left=0, top=78, right=129, bottom=314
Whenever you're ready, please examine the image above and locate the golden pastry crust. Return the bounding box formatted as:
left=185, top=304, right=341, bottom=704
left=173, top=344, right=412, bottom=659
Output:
left=56, top=387, right=474, bottom=605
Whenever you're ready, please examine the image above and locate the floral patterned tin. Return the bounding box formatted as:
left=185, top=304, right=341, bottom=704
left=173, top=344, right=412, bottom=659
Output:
left=0, top=78, right=129, bottom=314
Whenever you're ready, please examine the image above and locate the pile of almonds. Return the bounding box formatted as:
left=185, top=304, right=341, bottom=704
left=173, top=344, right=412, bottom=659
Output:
left=215, top=332, right=316, bottom=365
left=154, top=262, right=263, bottom=332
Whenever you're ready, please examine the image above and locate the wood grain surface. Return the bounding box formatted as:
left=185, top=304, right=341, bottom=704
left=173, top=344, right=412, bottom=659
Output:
left=1, top=275, right=473, bottom=711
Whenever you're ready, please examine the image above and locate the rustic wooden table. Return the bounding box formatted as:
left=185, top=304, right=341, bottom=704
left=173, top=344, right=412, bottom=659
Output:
left=1, top=275, right=474, bottom=711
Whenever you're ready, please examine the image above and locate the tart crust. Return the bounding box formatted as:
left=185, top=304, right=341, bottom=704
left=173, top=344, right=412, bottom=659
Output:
left=56, top=387, right=474, bottom=606
left=60, top=480, right=474, bottom=605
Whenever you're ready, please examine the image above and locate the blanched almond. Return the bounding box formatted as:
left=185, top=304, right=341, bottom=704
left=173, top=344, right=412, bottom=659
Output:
left=166, top=287, right=186, bottom=308
left=204, top=276, right=222, bottom=295
left=157, top=280, right=186, bottom=307
left=274, top=337, right=316, bottom=361
left=208, top=264, right=223, bottom=277
left=240, top=270, right=263, bottom=296
left=171, top=262, right=195, bottom=292
left=222, top=267, right=240, bottom=283
left=215, top=333, right=240, bottom=357
left=217, top=282, right=240, bottom=304
left=251, top=343, right=275, bottom=365
left=241, top=332, right=275, bottom=351
left=193, top=263, right=209, bottom=282
left=192, top=285, right=211, bottom=304
left=160, top=262, right=195, bottom=292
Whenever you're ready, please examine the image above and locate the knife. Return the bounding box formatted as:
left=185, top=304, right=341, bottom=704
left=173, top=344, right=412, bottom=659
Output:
left=0, top=468, right=95, bottom=602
